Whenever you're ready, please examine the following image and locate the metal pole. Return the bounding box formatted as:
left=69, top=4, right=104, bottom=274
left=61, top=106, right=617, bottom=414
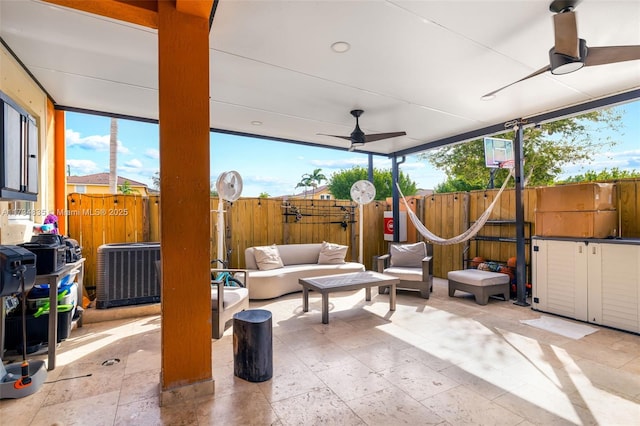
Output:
left=368, top=154, right=374, bottom=182
left=391, top=155, right=406, bottom=242
left=391, top=155, right=399, bottom=242
left=513, top=122, right=529, bottom=306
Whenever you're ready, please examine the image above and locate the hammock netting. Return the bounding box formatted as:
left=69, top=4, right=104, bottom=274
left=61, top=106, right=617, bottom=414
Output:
left=396, top=169, right=514, bottom=246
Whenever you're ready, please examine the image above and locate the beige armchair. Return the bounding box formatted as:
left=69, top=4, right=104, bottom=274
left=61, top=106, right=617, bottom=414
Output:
left=210, top=268, right=249, bottom=339
left=375, top=241, right=433, bottom=299
left=155, top=261, right=249, bottom=339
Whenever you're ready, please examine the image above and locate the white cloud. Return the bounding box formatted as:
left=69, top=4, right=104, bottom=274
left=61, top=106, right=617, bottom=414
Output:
left=124, top=159, right=143, bottom=169
left=66, top=128, right=129, bottom=154
left=249, top=175, right=288, bottom=184
left=145, top=148, right=159, bottom=159
left=66, top=159, right=99, bottom=174
left=560, top=148, right=640, bottom=178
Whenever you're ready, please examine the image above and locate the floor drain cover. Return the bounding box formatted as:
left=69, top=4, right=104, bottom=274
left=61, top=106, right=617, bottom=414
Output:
left=102, top=358, right=121, bottom=366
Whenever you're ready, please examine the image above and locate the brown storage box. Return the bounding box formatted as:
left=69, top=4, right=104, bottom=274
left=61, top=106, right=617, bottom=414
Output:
left=535, top=210, right=618, bottom=238
left=536, top=183, right=616, bottom=212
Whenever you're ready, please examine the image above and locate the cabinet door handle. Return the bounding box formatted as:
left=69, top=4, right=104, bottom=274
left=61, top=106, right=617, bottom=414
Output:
left=578, top=246, right=582, bottom=254
left=592, top=246, right=597, bottom=255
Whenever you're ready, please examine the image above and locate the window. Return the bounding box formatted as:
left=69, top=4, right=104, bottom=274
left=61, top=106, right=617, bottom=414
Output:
left=6, top=200, right=33, bottom=221
left=320, top=194, right=331, bottom=200
left=75, top=185, right=86, bottom=193
left=0, top=90, right=38, bottom=201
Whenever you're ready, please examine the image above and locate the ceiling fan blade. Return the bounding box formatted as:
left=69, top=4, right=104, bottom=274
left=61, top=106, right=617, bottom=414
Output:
left=585, top=46, right=640, bottom=66
left=481, top=65, right=550, bottom=99
left=317, top=133, right=352, bottom=141
left=554, top=11, right=580, bottom=58
left=363, top=132, right=406, bottom=143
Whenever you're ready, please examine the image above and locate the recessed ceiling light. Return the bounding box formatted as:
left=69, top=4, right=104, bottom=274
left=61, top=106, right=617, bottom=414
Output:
left=251, top=121, right=263, bottom=126
left=331, top=41, right=350, bottom=53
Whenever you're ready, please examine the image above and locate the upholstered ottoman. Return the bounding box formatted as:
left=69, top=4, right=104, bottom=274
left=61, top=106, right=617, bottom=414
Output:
left=447, top=269, right=510, bottom=305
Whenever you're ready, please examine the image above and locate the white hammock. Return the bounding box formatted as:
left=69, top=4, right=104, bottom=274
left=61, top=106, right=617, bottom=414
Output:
left=396, top=169, right=514, bottom=246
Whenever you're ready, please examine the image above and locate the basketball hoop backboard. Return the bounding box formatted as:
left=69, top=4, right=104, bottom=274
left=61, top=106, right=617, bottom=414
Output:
left=484, top=137, right=514, bottom=169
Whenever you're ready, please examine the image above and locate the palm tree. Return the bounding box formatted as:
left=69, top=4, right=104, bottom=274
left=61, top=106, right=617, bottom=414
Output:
left=305, top=168, right=327, bottom=198
left=295, top=175, right=312, bottom=198
left=151, top=171, right=160, bottom=190
left=109, top=118, right=118, bottom=194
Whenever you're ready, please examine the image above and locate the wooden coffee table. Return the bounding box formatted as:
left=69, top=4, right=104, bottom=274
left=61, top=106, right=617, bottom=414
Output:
left=298, top=271, right=399, bottom=324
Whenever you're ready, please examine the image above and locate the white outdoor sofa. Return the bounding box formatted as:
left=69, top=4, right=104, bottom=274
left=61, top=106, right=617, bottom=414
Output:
left=242, top=243, right=365, bottom=300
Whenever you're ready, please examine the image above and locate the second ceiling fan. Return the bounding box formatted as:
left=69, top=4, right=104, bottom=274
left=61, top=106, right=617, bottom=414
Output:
left=483, top=0, right=640, bottom=99
left=320, top=109, right=406, bottom=151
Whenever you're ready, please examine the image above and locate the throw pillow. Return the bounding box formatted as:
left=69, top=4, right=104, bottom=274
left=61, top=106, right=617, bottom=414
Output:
left=317, top=241, right=347, bottom=264
left=253, top=244, right=284, bottom=270
left=390, top=242, right=426, bottom=268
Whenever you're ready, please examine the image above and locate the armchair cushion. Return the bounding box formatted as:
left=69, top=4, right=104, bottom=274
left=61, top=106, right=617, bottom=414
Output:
left=317, top=241, right=348, bottom=264
left=253, top=244, right=284, bottom=270
left=211, top=286, right=249, bottom=311
left=389, top=242, right=427, bottom=267
left=382, top=266, right=424, bottom=282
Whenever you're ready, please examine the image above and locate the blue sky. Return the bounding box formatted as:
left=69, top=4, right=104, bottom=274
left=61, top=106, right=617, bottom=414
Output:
left=65, top=100, right=639, bottom=197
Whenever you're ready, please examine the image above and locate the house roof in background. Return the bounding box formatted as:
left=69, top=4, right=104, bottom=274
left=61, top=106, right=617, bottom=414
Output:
left=290, top=185, right=330, bottom=198
left=67, top=173, right=148, bottom=187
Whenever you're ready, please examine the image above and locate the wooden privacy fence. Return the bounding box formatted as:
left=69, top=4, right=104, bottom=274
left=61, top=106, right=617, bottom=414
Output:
left=67, top=178, right=640, bottom=291
left=66, top=195, right=390, bottom=288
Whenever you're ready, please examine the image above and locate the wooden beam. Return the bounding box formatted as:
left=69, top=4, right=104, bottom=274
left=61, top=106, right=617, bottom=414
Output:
left=157, top=0, right=213, bottom=400
left=43, top=0, right=158, bottom=29
left=176, top=0, right=214, bottom=20
left=54, top=107, right=67, bottom=234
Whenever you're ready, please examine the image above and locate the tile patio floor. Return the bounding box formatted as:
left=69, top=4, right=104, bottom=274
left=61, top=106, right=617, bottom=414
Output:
left=1, top=277, right=639, bottom=425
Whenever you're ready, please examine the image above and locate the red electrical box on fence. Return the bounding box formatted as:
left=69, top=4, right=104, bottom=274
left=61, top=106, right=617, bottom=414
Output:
left=383, top=211, right=407, bottom=241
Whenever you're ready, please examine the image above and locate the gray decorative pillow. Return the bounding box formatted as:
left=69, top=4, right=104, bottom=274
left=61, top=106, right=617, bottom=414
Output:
left=390, top=242, right=426, bottom=268
left=253, top=244, right=284, bottom=270
left=317, top=241, right=347, bottom=264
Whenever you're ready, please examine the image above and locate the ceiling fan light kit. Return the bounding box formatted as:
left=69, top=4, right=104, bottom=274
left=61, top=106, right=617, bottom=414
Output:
left=550, top=38, right=587, bottom=75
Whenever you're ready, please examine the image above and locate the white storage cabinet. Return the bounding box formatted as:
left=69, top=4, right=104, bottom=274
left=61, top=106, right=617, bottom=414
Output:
left=532, top=237, right=640, bottom=333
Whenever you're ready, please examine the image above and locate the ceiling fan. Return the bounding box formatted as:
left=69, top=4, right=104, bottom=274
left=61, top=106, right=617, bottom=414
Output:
left=482, top=0, right=640, bottom=99
left=320, top=109, right=406, bottom=151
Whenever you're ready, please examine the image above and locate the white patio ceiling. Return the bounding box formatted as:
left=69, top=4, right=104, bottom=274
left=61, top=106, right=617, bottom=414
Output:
left=1, top=0, right=639, bottom=156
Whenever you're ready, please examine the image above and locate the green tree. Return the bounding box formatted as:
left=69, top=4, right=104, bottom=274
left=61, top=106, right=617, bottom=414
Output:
left=118, top=180, right=138, bottom=195
left=558, top=167, right=640, bottom=183
left=258, top=192, right=270, bottom=198
left=435, top=178, right=484, bottom=193
left=328, top=166, right=417, bottom=200
left=423, top=108, right=623, bottom=192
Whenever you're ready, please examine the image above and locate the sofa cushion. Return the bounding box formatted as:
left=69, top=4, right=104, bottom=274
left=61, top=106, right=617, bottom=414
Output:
left=390, top=242, right=426, bottom=268
left=247, top=262, right=365, bottom=300
left=275, top=244, right=323, bottom=265
left=253, top=244, right=284, bottom=270
left=318, top=241, right=347, bottom=264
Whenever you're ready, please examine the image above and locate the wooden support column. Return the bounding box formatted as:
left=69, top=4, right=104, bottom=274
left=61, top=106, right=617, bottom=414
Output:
left=54, top=108, right=66, bottom=234
left=157, top=1, right=213, bottom=402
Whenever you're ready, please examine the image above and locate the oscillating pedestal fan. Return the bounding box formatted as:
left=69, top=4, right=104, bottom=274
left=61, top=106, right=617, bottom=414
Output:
left=215, top=171, right=243, bottom=263
left=350, top=180, right=376, bottom=264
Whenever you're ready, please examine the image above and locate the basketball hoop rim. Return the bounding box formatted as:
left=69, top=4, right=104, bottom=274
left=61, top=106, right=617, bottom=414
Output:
left=498, top=159, right=517, bottom=169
